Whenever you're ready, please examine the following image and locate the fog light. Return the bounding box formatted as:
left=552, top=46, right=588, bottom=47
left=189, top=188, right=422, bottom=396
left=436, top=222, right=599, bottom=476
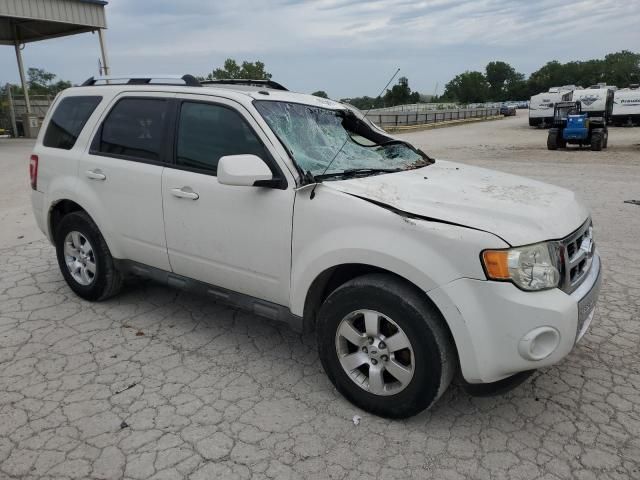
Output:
left=518, top=327, right=560, bottom=361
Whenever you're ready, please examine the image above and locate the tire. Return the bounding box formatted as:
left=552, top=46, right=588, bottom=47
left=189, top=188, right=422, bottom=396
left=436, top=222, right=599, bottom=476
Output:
left=591, top=130, right=603, bottom=151
left=603, top=129, right=609, bottom=149
left=316, top=273, right=456, bottom=418
left=55, top=211, right=122, bottom=301
left=547, top=129, right=559, bottom=150
left=558, top=135, right=567, bottom=148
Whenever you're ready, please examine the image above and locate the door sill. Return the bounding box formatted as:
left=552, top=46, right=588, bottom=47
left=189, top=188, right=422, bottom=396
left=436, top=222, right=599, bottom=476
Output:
left=114, top=259, right=304, bottom=332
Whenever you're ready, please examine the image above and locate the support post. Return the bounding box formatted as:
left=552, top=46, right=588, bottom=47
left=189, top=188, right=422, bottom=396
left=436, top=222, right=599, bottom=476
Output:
left=97, top=29, right=110, bottom=76
left=6, top=84, right=18, bottom=138
left=14, top=42, right=31, bottom=114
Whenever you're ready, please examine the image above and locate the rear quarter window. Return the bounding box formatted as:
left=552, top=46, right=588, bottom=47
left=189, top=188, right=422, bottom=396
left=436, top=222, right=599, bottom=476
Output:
left=43, top=96, right=102, bottom=150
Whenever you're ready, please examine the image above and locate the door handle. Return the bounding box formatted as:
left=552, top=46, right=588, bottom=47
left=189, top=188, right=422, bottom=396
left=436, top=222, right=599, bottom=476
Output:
left=86, top=169, right=106, bottom=181
left=170, top=187, right=199, bottom=200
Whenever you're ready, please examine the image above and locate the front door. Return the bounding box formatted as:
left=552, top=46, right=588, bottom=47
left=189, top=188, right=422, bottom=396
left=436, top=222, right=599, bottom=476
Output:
left=161, top=97, right=294, bottom=305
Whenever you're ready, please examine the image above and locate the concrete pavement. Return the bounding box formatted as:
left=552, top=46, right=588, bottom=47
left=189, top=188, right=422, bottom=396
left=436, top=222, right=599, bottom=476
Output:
left=1, top=115, right=639, bottom=479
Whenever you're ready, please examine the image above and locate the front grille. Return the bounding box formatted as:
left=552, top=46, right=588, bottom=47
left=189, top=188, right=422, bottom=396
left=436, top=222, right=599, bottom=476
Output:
left=558, top=220, right=595, bottom=294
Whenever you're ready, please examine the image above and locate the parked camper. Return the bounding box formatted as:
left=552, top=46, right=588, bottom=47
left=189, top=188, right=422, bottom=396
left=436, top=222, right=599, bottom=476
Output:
left=612, top=86, right=640, bottom=126
left=528, top=87, right=575, bottom=127
left=572, top=87, right=614, bottom=122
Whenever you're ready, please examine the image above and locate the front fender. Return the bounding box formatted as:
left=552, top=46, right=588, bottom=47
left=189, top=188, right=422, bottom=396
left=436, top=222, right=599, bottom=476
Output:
left=289, top=187, right=507, bottom=317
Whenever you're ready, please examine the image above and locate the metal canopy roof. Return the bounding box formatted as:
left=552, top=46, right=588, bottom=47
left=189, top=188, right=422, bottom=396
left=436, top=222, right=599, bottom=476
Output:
left=0, top=0, right=108, bottom=45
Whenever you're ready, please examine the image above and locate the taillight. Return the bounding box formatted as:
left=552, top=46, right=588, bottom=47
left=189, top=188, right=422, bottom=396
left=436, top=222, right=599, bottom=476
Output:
left=29, top=154, right=38, bottom=190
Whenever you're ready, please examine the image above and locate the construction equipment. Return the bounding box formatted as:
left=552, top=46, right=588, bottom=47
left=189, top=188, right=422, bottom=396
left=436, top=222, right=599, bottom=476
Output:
left=547, top=101, right=608, bottom=151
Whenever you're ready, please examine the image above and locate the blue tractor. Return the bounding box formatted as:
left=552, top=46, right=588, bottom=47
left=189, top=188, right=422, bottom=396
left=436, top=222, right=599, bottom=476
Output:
left=547, top=101, right=608, bottom=151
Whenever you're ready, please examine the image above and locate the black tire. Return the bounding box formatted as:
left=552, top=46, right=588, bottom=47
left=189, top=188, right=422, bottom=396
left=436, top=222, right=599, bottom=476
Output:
left=55, top=211, right=122, bottom=301
left=591, top=130, right=603, bottom=151
left=558, top=135, right=567, bottom=148
left=603, top=129, right=609, bottom=149
left=547, top=129, right=559, bottom=150
left=316, top=274, right=456, bottom=418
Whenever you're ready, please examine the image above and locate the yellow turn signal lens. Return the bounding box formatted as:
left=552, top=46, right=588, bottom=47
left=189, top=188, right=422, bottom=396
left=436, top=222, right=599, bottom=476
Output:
left=482, top=250, right=510, bottom=280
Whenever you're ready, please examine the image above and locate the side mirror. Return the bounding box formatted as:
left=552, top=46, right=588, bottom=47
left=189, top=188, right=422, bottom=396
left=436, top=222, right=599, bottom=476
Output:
left=217, top=154, right=273, bottom=187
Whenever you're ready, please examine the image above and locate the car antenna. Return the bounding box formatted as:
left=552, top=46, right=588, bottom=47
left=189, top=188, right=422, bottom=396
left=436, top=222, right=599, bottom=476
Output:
left=309, top=67, right=401, bottom=200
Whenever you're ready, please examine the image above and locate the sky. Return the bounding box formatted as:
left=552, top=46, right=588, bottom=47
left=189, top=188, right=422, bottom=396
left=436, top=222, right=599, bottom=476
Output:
left=1, top=0, right=638, bottom=99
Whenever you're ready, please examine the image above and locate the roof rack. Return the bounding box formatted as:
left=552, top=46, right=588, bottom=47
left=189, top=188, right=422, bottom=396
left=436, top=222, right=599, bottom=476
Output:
left=81, top=74, right=201, bottom=87
left=200, top=79, right=288, bottom=91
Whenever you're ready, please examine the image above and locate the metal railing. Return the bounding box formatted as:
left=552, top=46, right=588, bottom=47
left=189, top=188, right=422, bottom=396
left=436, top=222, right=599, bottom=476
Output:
left=366, top=108, right=502, bottom=128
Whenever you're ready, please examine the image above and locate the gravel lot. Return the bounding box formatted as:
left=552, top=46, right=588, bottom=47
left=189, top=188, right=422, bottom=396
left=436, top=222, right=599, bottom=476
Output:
left=1, top=113, right=639, bottom=479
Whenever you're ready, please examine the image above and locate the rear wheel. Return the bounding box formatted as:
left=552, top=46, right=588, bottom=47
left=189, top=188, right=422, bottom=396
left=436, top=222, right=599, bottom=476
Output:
left=55, top=211, right=122, bottom=301
left=591, top=130, right=603, bottom=151
left=603, top=128, right=609, bottom=149
left=317, top=274, right=456, bottom=418
left=547, top=128, right=559, bottom=150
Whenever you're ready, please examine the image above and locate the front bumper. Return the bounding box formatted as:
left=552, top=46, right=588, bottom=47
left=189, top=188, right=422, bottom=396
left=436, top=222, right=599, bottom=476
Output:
left=428, top=251, right=602, bottom=384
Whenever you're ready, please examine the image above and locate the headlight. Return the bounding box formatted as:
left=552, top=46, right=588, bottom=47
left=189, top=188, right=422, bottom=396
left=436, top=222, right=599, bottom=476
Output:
left=481, top=242, right=560, bottom=291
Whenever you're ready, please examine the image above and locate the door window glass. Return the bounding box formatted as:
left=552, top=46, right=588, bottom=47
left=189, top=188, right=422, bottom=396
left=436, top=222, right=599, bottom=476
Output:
left=176, top=102, right=266, bottom=174
left=96, top=98, right=168, bottom=161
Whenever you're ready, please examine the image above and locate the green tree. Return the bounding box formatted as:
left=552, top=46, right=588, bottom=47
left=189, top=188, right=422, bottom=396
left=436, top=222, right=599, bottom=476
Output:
left=442, top=71, right=489, bottom=103
left=311, top=90, right=329, bottom=98
left=26, top=68, right=71, bottom=95
left=206, top=58, right=272, bottom=80
left=383, top=76, right=419, bottom=106
left=485, top=61, right=525, bottom=101
left=526, top=51, right=640, bottom=92
left=603, top=50, right=640, bottom=87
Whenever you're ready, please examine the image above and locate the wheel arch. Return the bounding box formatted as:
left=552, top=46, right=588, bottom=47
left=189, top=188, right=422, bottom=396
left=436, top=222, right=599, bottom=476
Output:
left=47, top=197, right=123, bottom=259
left=302, top=263, right=456, bottom=346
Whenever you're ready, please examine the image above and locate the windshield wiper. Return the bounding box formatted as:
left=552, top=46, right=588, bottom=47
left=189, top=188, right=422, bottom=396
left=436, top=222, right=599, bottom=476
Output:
left=315, top=167, right=401, bottom=180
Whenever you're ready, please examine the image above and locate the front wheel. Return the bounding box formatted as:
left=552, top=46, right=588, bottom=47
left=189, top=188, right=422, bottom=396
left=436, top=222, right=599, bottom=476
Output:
left=317, top=274, right=456, bottom=418
left=547, top=128, right=559, bottom=150
left=591, top=130, right=603, bottom=151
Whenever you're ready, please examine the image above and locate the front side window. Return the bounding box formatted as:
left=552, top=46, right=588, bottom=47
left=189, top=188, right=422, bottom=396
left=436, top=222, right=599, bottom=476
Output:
left=95, top=98, right=168, bottom=161
left=43, top=96, right=102, bottom=150
left=254, top=101, right=428, bottom=179
left=176, top=102, right=267, bottom=174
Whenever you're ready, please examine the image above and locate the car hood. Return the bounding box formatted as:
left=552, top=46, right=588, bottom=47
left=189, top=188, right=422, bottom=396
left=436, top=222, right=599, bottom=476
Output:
left=326, top=160, right=589, bottom=246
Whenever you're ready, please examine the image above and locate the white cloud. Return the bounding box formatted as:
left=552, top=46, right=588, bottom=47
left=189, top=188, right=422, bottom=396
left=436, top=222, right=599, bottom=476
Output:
left=0, top=0, right=637, bottom=97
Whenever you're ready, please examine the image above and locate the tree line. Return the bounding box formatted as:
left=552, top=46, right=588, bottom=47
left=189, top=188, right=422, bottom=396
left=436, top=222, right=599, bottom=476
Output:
left=441, top=50, right=640, bottom=103
left=4, top=51, right=638, bottom=107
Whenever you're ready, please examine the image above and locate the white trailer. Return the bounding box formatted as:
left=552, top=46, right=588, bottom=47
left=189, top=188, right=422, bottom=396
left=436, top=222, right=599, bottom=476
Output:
left=571, top=87, right=614, bottom=121
left=528, top=87, right=574, bottom=127
left=612, top=87, right=640, bottom=125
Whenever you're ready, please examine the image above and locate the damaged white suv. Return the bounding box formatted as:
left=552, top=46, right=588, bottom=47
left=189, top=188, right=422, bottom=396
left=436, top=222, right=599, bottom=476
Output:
left=30, top=75, right=601, bottom=418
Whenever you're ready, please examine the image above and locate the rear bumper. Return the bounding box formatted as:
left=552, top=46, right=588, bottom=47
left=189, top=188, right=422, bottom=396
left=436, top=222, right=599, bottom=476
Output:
left=429, top=252, right=602, bottom=384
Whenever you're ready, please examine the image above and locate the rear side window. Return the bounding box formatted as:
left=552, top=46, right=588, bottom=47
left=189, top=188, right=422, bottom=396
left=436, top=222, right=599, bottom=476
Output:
left=43, top=96, right=102, bottom=150
left=94, top=98, right=168, bottom=162
left=176, top=102, right=267, bottom=174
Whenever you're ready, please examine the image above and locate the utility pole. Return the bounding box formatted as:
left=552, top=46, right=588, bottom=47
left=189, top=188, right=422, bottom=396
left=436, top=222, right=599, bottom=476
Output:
left=14, top=42, right=31, bottom=114
left=97, top=29, right=110, bottom=76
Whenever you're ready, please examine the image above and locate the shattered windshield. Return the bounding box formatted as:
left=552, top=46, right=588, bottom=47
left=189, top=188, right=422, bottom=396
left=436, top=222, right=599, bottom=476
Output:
left=254, top=101, right=428, bottom=178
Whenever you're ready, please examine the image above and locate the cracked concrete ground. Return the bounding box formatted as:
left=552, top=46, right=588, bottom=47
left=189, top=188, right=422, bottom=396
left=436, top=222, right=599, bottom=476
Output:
left=1, top=113, right=639, bottom=479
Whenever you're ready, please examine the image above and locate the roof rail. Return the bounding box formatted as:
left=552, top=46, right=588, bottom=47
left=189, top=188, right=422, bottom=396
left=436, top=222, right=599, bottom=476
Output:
left=81, top=74, right=201, bottom=87
left=200, top=79, right=288, bottom=91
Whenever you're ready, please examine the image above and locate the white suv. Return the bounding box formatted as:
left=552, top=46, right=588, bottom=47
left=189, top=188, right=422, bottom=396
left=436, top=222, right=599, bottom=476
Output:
left=30, top=75, right=601, bottom=418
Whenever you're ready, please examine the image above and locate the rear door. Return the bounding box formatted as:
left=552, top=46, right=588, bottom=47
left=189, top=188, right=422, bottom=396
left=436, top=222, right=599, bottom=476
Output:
left=79, top=92, right=173, bottom=270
